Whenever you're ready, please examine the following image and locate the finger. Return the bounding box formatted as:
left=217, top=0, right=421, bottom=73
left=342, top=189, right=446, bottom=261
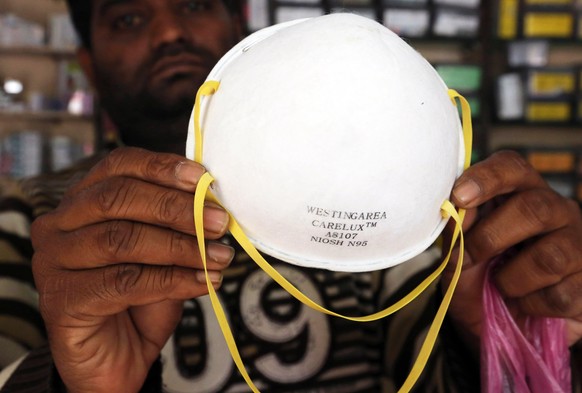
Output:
left=495, top=226, right=582, bottom=299
left=464, top=188, right=570, bottom=264
left=452, top=150, right=546, bottom=209
left=65, top=147, right=205, bottom=198
left=517, top=271, right=582, bottom=318
left=34, top=220, right=234, bottom=270
left=50, top=177, right=228, bottom=238
left=37, top=263, right=224, bottom=324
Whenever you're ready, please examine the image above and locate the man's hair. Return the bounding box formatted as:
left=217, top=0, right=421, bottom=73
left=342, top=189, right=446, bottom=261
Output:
left=66, top=0, right=92, bottom=48
left=65, top=0, right=241, bottom=49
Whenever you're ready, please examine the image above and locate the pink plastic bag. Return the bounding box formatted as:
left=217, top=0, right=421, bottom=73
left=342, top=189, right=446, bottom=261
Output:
left=481, top=256, right=571, bottom=393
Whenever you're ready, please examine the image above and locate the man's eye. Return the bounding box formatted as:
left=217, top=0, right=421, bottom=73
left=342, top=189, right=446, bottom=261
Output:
left=183, top=0, right=210, bottom=12
left=113, top=14, right=144, bottom=30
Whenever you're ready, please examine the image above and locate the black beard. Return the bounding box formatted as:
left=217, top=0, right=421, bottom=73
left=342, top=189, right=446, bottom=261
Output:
left=95, top=42, right=216, bottom=154
left=102, top=76, right=196, bottom=123
left=97, top=81, right=196, bottom=155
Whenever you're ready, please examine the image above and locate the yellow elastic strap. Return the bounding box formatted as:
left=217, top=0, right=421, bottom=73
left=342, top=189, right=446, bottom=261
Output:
left=194, top=174, right=260, bottom=392
left=195, top=175, right=465, bottom=392
left=193, top=80, right=220, bottom=163
left=193, top=84, right=472, bottom=392
left=448, top=89, right=473, bottom=170
left=400, top=201, right=465, bottom=391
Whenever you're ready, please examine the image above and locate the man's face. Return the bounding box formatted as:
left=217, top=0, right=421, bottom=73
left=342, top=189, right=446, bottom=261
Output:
left=81, top=0, right=241, bottom=151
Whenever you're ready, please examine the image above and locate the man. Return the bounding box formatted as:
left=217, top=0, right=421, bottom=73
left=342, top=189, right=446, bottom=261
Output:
left=1, top=0, right=582, bottom=391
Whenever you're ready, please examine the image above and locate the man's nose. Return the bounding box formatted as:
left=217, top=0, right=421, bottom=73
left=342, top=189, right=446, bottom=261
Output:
left=150, top=10, right=188, bottom=49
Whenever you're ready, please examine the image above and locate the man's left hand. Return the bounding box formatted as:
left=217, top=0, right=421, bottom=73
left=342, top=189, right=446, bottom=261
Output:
left=442, top=150, right=582, bottom=354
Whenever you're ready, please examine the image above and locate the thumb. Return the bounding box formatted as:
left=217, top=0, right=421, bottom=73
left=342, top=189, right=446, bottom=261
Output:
left=130, top=300, right=185, bottom=362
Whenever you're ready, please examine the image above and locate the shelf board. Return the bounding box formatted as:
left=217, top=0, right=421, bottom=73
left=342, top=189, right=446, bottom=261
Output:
left=488, top=124, right=582, bottom=152
left=492, top=120, right=582, bottom=128
left=0, top=45, right=76, bottom=57
left=495, top=38, right=582, bottom=45
left=0, top=110, right=93, bottom=122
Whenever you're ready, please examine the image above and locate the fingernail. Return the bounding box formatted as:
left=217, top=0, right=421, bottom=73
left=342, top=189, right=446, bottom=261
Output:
left=196, top=270, right=223, bottom=285
left=203, top=204, right=229, bottom=234
left=207, top=242, right=235, bottom=265
left=453, top=179, right=481, bottom=204
left=175, top=161, right=205, bottom=187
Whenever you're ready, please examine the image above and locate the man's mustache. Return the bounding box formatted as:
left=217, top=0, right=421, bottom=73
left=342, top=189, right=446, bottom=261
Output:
left=147, top=42, right=217, bottom=71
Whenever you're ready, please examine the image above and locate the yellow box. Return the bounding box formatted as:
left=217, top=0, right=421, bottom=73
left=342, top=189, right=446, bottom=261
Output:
left=529, top=72, right=575, bottom=95
left=527, top=151, right=575, bottom=172
left=526, top=101, right=571, bottom=121
left=524, top=13, right=574, bottom=37
left=498, top=0, right=519, bottom=39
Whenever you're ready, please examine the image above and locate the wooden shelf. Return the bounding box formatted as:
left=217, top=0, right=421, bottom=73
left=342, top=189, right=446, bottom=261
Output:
left=0, top=45, right=76, bottom=57
left=0, top=110, right=93, bottom=122
left=488, top=124, right=582, bottom=151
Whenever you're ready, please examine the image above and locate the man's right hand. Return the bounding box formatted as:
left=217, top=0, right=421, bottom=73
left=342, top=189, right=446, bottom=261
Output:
left=30, top=147, right=234, bottom=393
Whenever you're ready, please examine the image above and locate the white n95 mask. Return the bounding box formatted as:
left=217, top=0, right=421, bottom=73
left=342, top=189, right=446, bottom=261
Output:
left=187, top=13, right=473, bottom=393
left=187, top=13, right=469, bottom=273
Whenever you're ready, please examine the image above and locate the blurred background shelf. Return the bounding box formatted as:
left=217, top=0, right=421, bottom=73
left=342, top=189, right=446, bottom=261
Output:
left=0, top=110, right=93, bottom=122
left=0, top=0, right=95, bottom=179
left=0, top=45, right=76, bottom=57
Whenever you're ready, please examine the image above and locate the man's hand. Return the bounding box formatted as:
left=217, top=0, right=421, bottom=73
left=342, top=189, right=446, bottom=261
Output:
left=442, top=150, right=582, bottom=355
left=31, top=147, right=234, bottom=393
